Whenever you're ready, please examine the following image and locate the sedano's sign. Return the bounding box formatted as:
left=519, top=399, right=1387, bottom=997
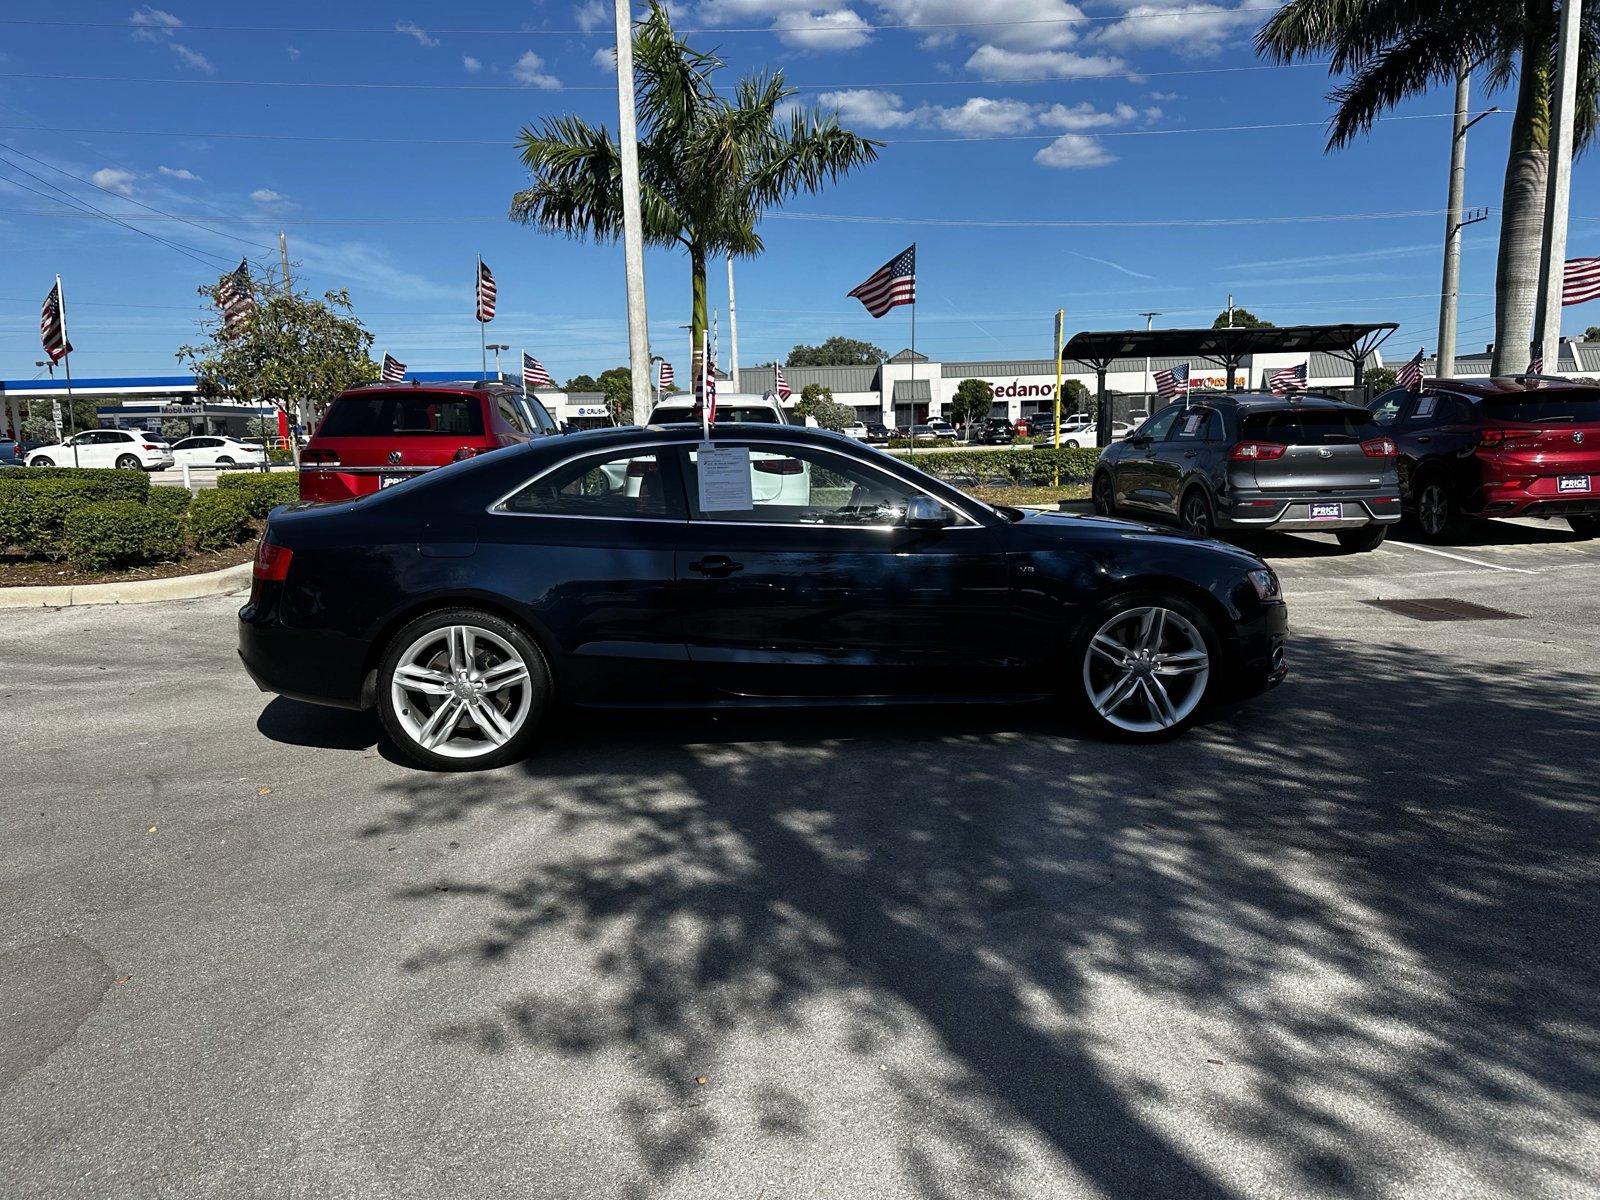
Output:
left=991, top=379, right=1058, bottom=398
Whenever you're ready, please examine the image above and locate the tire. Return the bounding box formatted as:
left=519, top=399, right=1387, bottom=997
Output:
left=1067, top=592, right=1218, bottom=742
left=116, top=454, right=141, bottom=470
left=1335, top=525, right=1388, bottom=552
left=1179, top=488, right=1215, bottom=537
left=30, top=455, right=54, bottom=467
left=1063, top=439, right=1080, bottom=449
left=216, top=456, right=234, bottom=467
left=376, top=608, right=552, bottom=771
left=1092, top=471, right=1116, bottom=517
left=1412, top=476, right=1463, bottom=544
left=1568, top=515, right=1600, bottom=538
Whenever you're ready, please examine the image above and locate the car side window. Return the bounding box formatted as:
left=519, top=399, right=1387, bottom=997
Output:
left=498, top=395, right=529, bottom=434
left=1136, top=407, right=1183, bottom=442
left=499, top=449, right=682, bottom=520
left=678, top=442, right=951, bottom=527
left=1402, top=393, right=1441, bottom=425
left=526, top=396, right=559, bottom=435
left=1369, top=387, right=1409, bottom=426
left=1172, top=407, right=1215, bottom=440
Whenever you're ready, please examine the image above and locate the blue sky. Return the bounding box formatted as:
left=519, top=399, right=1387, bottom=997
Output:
left=2, top=1, right=1596, bottom=384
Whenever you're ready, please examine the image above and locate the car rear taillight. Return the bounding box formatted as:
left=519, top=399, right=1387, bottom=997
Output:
left=253, top=539, right=293, bottom=582
left=1478, top=428, right=1540, bottom=451
left=303, top=448, right=340, bottom=466
left=753, top=458, right=803, bottom=475
left=452, top=446, right=481, bottom=462
left=1361, top=437, right=1397, bottom=458
left=1229, top=441, right=1287, bottom=462
left=141, top=443, right=162, bottom=451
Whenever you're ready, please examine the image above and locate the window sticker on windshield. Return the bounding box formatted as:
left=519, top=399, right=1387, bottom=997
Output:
left=1179, top=412, right=1204, bottom=438
left=1414, top=396, right=1436, bottom=418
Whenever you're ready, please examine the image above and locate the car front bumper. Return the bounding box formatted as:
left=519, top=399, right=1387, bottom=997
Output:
left=1227, top=599, right=1289, bottom=699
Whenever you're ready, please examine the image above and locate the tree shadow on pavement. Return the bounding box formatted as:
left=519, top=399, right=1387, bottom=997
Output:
left=363, top=633, right=1600, bottom=1198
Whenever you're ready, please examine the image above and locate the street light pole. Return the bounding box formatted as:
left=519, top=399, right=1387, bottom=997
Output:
left=1437, top=69, right=1471, bottom=378
left=1537, top=0, right=1584, bottom=374
left=486, top=342, right=510, bottom=379
left=1138, top=310, right=1160, bottom=410
left=613, top=0, right=653, bottom=424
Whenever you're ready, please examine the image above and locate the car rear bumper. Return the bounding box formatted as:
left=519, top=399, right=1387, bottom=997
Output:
left=1219, top=492, right=1402, bottom=531
left=238, top=600, right=371, bottom=709
left=1474, top=474, right=1600, bottom=518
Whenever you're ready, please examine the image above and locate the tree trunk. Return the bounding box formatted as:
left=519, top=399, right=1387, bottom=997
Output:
left=690, top=242, right=708, bottom=394
left=1492, top=32, right=1552, bottom=376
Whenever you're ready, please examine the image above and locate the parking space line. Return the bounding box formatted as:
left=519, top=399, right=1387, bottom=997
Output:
left=1383, top=542, right=1535, bottom=574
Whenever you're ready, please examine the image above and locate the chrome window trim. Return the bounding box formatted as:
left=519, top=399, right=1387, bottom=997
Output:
left=485, top=434, right=985, bottom=529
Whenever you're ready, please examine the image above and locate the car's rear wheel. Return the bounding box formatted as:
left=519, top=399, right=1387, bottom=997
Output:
left=1413, top=476, right=1463, bottom=543
left=1092, top=471, right=1116, bottom=516
left=216, top=456, right=234, bottom=466
left=31, top=455, right=54, bottom=467
left=116, top=454, right=141, bottom=470
left=377, top=609, right=551, bottom=771
left=1336, top=525, right=1387, bottom=552
left=1568, top=515, right=1600, bottom=538
left=1068, top=593, right=1216, bottom=741
left=1179, top=488, right=1215, bottom=537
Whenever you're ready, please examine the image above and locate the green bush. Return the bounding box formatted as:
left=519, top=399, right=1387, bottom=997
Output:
left=889, top=446, right=1101, bottom=488
left=188, top=488, right=257, bottom=551
left=62, top=500, right=184, bottom=572
left=217, top=471, right=299, bottom=517
left=0, top=470, right=153, bottom=555
left=146, top=485, right=192, bottom=517
left=0, top=467, right=151, bottom=503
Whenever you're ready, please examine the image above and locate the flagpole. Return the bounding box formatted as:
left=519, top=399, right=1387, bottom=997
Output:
left=57, top=276, right=80, bottom=468
left=699, top=330, right=710, bottom=442
left=477, top=256, right=487, bottom=381
left=908, top=247, right=917, bottom=461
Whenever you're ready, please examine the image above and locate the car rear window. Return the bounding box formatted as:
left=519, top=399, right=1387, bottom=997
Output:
left=1241, top=409, right=1376, bottom=444
left=1485, top=391, right=1600, bottom=422
left=646, top=404, right=782, bottom=425
left=317, top=392, right=485, bottom=438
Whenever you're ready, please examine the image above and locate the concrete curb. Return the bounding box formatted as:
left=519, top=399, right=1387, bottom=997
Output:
left=0, top=561, right=252, bottom=609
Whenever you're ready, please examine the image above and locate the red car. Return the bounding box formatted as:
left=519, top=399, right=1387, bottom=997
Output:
left=1369, top=377, right=1600, bottom=541
left=300, top=381, right=558, bottom=503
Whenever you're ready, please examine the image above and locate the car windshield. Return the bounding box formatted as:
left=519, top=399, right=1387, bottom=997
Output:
left=317, top=393, right=484, bottom=437
left=1240, top=409, right=1377, bottom=444
left=647, top=404, right=781, bottom=425
left=1486, top=391, right=1600, bottom=423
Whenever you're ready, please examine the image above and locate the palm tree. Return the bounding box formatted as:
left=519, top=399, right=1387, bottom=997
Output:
left=1257, top=0, right=1599, bottom=375
left=511, top=1, right=880, bottom=389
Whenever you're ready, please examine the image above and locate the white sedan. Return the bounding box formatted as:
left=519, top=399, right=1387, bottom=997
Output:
left=169, top=435, right=268, bottom=468
left=26, top=429, right=174, bottom=470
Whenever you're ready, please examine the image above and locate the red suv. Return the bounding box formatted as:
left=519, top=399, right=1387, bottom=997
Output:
left=1369, top=377, right=1600, bottom=541
left=300, top=381, right=558, bottom=503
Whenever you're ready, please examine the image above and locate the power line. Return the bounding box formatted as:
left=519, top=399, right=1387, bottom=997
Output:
left=881, top=109, right=1501, bottom=144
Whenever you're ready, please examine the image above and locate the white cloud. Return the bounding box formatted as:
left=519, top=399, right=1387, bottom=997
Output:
left=287, top=45, right=302, bottom=60
left=169, top=43, right=215, bottom=73
left=129, top=7, right=182, bottom=39
left=92, top=168, right=137, bottom=196
left=1093, top=3, right=1259, bottom=57
left=1148, top=90, right=1178, bottom=101
left=574, top=0, right=610, bottom=31
left=462, top=54, right=483, bottom=72
left=511, top=51, right=562, bottom=89
left=819, top=90, right=1140, bottom=144
left=250, top=188, right=289, bottom=204
left=1037, top=100, right=1139, bottom=130
left=395, top=19, right=439, bottom=47
left=1034, top=133, right=1115, bottom=168
left=158, top=165, right=201, bottom=181
left=592, top=46, right=618, bottom=72
left=818, top=89, right=920, bottom=128
left=965, top=44, right=1127, bottom=79
left=872, top=0, right=1087, bottom=51
left=922, top=96, right=1040, bottom=136
left=774, top=10, right=873, bottom=51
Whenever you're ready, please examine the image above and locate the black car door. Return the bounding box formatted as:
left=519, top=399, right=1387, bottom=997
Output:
left=1389, top=390, right=1478, bottom=501
left=671, top=438, right=1015, bottom=699
left=1115, top=406, right=1184, bottom=511
left=1148, top=405, right=1221, bottom=515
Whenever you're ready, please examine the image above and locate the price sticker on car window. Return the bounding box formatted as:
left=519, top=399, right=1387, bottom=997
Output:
left=1179, top=412, right=1204, bottom=438
left=696, top=444, right=754, bottom=512
left=1414, top=396, right=1436, bottom=418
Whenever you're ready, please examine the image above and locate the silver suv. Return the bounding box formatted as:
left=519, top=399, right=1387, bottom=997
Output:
left=1090, top=392, right=1402, bottom=551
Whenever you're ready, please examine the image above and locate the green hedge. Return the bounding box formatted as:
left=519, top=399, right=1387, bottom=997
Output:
left=146, top=485, right=192, bottom=517
left=217, top=471, right=299, bottom=517
left=62, top=500, right=185, bottom=572
left=188, top=488, right=257, bottom=551
left=0, top=470, right=153, bottom=555
left=892, top=446, right=1101, bottom=487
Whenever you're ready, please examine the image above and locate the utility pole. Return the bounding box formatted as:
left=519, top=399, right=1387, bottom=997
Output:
left=613, top=0, right=653, bottom=424
left=726, top=254, right=740, bottom=388
left=1139, top=310, right=1160, bottom=409
left=279, top=231, right=292, bottom=292
left=1537, top=0, right=1584, bottom=374
left=1438, top=71, right=1497, bottom=378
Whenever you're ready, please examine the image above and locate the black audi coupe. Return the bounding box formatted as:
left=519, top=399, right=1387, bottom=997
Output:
left=240, top=424, right=1287, bottom=770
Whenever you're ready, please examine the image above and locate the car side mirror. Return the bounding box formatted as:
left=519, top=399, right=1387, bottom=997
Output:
left=905, top=497, right=952, bottom=529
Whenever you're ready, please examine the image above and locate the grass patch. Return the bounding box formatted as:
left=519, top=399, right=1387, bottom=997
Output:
left=966, top=483, right=1091, bottom=507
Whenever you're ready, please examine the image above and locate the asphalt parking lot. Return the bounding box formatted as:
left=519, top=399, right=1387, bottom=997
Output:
left=3, top=520, right=1598, bottom=1199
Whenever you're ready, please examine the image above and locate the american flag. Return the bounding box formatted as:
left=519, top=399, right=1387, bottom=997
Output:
left=1267, top=362, right=1308, bottom=394
left=848, top=244, right=916, bottom=319
left=522, top=352, right=553, bottom=389
left=774, top=362, right=792, bottom=400
left=216, top=260, right=255, bottom=334
left=1562, top=257, right=1600, bottom=306
left=40, top=279, right=72, bottom=363
left=475, top=259, right=496, bottom=322
left=1395, top=347, right=1425, bottom=390
left=380, top=352, right=406, bottom=383
left=1528, top=348, right=1544, bottom=374
left=1154, top=361, right=1189, bottom=398
left=657, top=360, right=675, bottom=390
left=700, top=344, right=717, bottom=423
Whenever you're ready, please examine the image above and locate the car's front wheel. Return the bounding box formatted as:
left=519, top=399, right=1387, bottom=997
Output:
left=1568, top=514, right=1600, bottom=538
left=1068, top=593, right=1216, bottom=741
left=1336, top=525, right=1387, bottom=552
left=30, top=455, right=53, bottom=467
left=377, top=609, right=551, bottom=771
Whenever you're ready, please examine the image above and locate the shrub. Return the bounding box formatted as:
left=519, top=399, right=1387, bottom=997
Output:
left=0, top=467, right=151, bottom=504
left=62, top=500, right=184, bottom=572
left=889, top=446, right=1101, bottom=488
left=217, top=471, right=299, bottom=517
left=0, top=470, right=153, bottom=555
left=188, top=488, right=257, bottom=551
left=146, top=485, right=192, bottom=517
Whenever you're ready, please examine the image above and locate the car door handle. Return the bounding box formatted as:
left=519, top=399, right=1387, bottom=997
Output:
left=1183, top=450, right=1199, bottom=458
left=689, top=555, right=744, bottom=578
left=1416, top=436, right=1431, bottom=444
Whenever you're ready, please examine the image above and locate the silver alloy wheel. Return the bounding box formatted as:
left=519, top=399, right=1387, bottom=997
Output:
left=389, top=624, right=534, bottom=760
left=1418, top=483, right=1449, bottom=536
left=1082, top=605, right=1210, bottom=734
left=117, top=455, right=141, bottom=470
